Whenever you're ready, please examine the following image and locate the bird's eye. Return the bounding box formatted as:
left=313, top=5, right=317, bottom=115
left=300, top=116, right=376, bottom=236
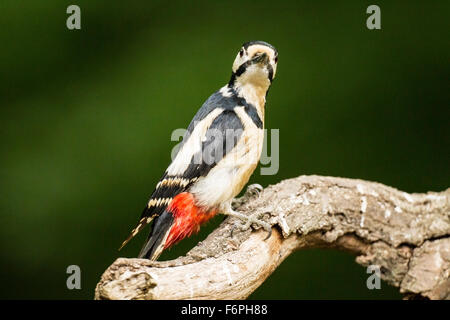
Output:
left=239, top=49, right=244, bottom=57
left=274, top=56, right=278, bottom=63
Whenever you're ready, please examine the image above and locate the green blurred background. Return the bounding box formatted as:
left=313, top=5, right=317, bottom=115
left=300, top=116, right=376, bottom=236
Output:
left=0, top=0, right=448, bottom=299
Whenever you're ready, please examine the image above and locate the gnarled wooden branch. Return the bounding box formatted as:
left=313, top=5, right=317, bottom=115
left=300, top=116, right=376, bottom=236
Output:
left=95, top=175, right=450, bottom=300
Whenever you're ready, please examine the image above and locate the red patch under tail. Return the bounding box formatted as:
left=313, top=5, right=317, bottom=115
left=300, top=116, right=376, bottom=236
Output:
left=164, top=192, right=217, bottom=249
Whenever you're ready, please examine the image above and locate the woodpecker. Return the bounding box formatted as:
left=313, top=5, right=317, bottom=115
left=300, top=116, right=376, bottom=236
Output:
left=120, top=41, right=278, bottom=260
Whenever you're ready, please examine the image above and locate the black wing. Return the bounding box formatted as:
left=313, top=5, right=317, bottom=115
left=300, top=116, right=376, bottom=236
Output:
left=119, top=108, right=244, bottom=251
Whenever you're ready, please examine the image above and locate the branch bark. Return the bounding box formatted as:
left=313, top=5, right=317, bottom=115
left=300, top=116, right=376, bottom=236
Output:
left=95, top=175, right=450, bottom=300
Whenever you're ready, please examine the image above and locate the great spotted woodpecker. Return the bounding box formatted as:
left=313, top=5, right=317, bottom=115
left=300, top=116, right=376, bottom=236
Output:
left=120, top=41, right=278, bottom=260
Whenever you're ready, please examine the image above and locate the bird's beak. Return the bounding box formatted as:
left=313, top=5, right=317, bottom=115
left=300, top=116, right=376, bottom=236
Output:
left=252, top=52, right=269, bottom=64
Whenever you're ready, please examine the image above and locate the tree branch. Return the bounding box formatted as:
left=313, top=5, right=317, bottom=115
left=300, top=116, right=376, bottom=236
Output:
left=95, top=175, right=450, bottom=300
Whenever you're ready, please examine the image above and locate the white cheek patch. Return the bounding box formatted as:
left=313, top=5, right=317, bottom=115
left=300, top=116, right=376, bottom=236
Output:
left=271, top=62, right=277, bottom=78
left=232, top=52, right=247, bottom=73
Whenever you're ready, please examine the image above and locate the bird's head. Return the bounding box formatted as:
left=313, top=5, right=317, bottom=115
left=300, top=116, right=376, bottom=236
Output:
left=229, top=41, right=278, bottom=90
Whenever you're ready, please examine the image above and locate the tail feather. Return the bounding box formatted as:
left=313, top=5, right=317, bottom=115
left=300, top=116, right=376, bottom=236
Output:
left=118, top=213, right=157, bottom=251
left=138, top=210, right=174, bottom=260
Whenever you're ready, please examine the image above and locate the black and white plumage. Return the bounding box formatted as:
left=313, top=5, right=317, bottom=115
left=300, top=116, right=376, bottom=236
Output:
left=120, top=41, right=278, bottom=260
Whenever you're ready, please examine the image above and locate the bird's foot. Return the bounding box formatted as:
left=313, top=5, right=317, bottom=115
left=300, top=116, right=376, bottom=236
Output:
left=232, top=183, right=264, bottom=207
left=224, top=209, right=272, bottom=240
left=245, top=183, right=264, bottom=197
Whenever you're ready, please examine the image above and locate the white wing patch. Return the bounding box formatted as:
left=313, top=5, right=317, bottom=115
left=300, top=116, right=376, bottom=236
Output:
left=167, top=108, right=224, bottom=176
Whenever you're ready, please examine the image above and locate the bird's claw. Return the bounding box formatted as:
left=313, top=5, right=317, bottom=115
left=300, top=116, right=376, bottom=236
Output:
left=246, top=183, right=264, bottom=198
left=231, top=184, right=264, bottom=208
left=228, top=211, right=272, bottom=240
